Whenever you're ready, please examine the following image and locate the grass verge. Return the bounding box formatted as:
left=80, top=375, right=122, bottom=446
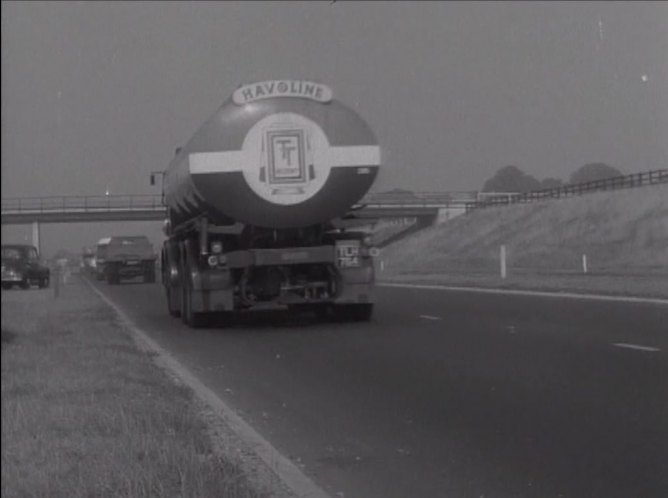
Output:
left=378, top=185, right=668, bottom=299
left=1, top=279, right=272, bottom=498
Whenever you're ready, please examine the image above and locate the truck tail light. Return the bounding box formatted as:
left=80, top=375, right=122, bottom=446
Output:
left=211, top=241, right=223, bottom=254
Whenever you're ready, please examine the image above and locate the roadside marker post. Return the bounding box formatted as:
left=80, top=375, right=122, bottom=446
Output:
left=500, top=245, right=507, bottom=279
left=582, top=254, right=588, bottom=274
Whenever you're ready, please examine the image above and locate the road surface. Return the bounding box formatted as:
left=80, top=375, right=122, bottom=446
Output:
left=92, top=278, right=668, bottom=498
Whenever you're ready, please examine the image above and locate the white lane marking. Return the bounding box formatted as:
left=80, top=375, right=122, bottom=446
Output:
left=419, top=314, right=442, bottom=321
left=378, top=282, right=668, bottom=306
left=612, top=343, right=661, bottom=352
left=86, top=280, right=330, bottom=498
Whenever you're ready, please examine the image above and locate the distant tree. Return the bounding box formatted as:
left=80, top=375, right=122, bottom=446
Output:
left=568, top=163, right=623, bottom=184
left=539, top=177, right=563, bottom=189
left=481, top=165, right=541, bottom=193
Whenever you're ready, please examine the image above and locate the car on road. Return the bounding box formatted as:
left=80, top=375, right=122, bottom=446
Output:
left=98, top=235, right=157, bottom=285
left=1, top=244, right=50, bottom=289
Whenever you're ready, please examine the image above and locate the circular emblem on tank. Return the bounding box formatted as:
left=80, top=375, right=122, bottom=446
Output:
left=241, top=113, right=331, bottom=205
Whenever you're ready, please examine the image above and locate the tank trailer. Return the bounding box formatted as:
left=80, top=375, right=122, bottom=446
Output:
left=155, top=80, right=381, bottom=327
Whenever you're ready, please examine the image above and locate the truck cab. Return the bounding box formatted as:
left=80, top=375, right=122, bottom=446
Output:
left=94, top=237, right=111, bottom=280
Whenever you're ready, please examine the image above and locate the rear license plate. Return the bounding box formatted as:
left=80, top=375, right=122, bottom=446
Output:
left=336, top=241, right=361, bottom=268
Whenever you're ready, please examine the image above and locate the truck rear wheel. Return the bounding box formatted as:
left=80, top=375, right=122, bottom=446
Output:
left=181, top=282, right=207, bottom=328
left=179, top=249, right=207, bottom=328
left=166, top=286, right=181, bottom=317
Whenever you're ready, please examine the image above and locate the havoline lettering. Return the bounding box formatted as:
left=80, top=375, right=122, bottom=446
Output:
left=233, top=80, right=333, bottom=105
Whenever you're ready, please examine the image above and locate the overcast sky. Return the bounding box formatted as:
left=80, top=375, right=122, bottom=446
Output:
left=2, top=1, right=667, bottom=256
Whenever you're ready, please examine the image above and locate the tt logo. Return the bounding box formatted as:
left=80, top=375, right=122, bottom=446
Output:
left=260, top=128, right=315, bottom=195
left=275, top=138, right=297, bottom=167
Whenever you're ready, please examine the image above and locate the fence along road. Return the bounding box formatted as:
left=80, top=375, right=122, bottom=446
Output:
left=467, top=169, right=668, bottom=211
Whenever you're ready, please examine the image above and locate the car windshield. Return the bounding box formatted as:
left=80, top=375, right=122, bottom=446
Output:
left=1, top=247, right=37, bottom=260
left=2, top=248, right=22, bottom=260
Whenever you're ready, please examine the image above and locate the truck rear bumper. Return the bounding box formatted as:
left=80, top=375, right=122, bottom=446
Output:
left=190, top=288, right=234, bottom=313
left=190, top=284, right=374, bottom=313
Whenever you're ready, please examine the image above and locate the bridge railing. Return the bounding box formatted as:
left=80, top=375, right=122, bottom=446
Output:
left=1, top=195, right=165, bottom=213
left=2, top=192, right=476, bottom=215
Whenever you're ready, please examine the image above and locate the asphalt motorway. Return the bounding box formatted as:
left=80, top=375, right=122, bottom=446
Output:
left=93, top=278, right=668, bottom=498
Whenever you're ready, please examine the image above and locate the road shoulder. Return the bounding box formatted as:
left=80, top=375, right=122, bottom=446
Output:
left=1, top=277, right=307, bottom=497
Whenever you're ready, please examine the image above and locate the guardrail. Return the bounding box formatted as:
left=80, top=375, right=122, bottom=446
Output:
left=465, top=169, right=668, bottom=212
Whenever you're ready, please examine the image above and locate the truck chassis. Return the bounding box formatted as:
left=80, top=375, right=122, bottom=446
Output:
left=161, top=216, right=375, bottom=327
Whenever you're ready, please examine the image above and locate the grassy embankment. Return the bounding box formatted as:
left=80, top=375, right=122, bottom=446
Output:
left=1, top=280, right=278, bottom=498
left=379, top=183, right=668, bottom=298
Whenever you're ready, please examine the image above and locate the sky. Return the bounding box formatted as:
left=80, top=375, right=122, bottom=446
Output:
left=2, top=1, right=667, bottom=257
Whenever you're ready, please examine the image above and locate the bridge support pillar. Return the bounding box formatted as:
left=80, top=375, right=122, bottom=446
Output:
left=32, top=221, right=41, bottom=254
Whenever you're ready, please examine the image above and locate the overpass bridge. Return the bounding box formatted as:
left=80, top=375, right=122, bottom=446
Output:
left=1, top=192, right=476, bottom=252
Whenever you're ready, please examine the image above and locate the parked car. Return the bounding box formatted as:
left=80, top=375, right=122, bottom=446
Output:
left=1, top=244, right=50, bottom=289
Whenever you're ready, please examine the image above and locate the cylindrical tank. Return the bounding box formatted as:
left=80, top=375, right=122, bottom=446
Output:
left=164, top=80, right=381, bottom=229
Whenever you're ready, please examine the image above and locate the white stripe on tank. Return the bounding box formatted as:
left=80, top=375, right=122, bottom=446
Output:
left=189, top=151, right=246, bottom=174
left=188, top=145, right=380, bottom=174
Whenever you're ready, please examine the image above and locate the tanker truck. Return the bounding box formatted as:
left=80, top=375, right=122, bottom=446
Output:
left=155, top=80, right=381, bottom=327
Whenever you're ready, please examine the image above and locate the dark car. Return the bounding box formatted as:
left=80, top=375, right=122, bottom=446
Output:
left=100, top=236, right=157, bottom=285
left=1, top=244, right=50, bottom=289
